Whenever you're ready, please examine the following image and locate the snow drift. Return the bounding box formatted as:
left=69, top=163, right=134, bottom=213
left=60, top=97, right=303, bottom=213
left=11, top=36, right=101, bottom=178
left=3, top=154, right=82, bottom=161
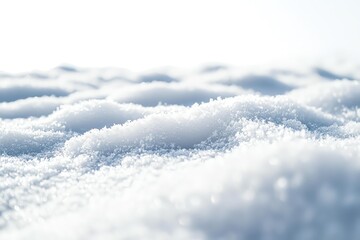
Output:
left=1, top=64, right=360, bottom=240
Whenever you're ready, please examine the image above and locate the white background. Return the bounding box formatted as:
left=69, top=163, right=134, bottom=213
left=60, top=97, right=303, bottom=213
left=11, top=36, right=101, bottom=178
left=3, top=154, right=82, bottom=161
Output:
left=0, top=0, right=359, bottom=72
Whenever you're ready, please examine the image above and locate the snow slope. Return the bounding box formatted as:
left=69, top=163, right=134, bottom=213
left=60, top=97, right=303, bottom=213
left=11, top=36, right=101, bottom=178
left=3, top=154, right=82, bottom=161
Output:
left=1, top=64, right=360, bottom=239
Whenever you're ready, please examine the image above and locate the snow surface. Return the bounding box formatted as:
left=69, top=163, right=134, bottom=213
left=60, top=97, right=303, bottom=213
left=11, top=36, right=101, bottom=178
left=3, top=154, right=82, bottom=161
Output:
left=1, top=64, right=360, bottom=239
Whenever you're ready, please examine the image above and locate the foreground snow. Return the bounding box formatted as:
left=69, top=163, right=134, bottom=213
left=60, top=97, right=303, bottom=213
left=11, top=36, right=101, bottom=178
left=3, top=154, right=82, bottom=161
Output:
left=1, top=65, right=360, bottom=239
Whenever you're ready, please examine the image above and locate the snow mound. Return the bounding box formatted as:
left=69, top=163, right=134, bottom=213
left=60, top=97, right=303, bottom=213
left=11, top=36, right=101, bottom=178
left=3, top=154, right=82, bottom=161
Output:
left=108, top=82, right=242, bottom=106
left=45, top=100, right=148, bottom=133
left=288, top=80, right=360, bottom=115
left=222, top=75, right=293, bottom=95
left=0, top=83, right=72, bottom=103
left=0, top=127, right=65, bottom=156
left=0, top=97, right=62, bottom=119
left=64, top=96, right=337, bottom=159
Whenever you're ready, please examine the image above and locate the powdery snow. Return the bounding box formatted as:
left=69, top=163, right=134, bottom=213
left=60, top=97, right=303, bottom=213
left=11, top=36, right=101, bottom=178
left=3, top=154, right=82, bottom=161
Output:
left=0, top=64, right=360, bottom=240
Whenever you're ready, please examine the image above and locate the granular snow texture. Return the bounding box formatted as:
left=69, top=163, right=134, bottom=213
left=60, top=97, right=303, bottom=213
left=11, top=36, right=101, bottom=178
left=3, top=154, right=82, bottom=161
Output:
left=1, top=65, right=360, bottom=240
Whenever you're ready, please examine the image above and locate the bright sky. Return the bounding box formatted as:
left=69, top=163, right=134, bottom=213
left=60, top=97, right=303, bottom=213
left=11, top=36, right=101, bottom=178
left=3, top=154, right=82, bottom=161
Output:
left=0, top=0, right=360, bottom=72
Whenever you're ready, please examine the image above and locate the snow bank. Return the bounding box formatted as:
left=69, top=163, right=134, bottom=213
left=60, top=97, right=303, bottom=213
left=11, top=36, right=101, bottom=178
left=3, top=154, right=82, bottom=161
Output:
left=1, top=64, right=360, bottom=240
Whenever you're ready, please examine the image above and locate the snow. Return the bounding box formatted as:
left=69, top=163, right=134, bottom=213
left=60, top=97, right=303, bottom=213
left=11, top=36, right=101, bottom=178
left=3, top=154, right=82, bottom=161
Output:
left=289, top=80, right=360, bottom=115
left=1, top=64, right=360, bottom=239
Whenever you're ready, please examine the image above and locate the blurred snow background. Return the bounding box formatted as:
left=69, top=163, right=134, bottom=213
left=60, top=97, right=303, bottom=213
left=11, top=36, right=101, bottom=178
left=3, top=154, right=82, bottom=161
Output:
left=1, top=0, right=360, bottom=239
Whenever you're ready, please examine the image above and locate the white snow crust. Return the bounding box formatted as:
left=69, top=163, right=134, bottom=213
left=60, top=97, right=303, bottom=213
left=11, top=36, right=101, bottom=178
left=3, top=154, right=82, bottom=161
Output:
left=1, top=65, right=360, bottom=239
